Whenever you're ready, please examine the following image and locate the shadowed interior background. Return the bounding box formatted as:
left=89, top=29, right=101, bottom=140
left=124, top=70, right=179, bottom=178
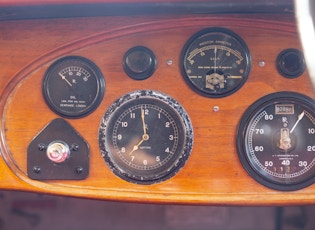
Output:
left=0, top=191, right=314, bottom=230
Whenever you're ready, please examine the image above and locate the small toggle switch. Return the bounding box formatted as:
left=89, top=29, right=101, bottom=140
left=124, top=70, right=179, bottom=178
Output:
left=46, top=141, right=70, bottom=163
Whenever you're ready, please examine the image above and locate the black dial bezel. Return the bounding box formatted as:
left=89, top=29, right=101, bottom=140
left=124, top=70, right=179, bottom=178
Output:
left=180, top=27, right=251, bottom=98
left=42, top=56, right=105, bottom=118
left=236, top=92, right=315, bottom=191
left=98, top=90, right=193, bottom=184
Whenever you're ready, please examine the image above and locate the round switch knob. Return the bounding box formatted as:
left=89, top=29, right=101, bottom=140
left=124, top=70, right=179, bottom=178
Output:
left=46, top=141, right=70, bottom=163
left=276, top=48, right=305, bottom=78
left=123, top=46, right=157, bottom=80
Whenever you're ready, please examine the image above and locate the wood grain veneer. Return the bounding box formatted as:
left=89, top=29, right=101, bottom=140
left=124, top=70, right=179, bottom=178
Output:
left=0, top=14, right=314, bottom=205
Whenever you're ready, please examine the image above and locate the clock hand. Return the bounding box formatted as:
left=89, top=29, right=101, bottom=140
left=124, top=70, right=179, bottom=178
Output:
left=129, top=108, right=149, bottom=155
left=141, top=107, right=147, bottom=134
left=128, top=134, right=149, bottom=155
left=129, top=139, right=144, bottom=155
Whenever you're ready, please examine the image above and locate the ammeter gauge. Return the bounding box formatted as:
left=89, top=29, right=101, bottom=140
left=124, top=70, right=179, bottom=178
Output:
left=42, top=56, right=105, bottom=118
left=237, top=92, right=315, bottom=190
left=181, top=28, right=251, bottom=98
left=98, top=90, right=193, bottom=184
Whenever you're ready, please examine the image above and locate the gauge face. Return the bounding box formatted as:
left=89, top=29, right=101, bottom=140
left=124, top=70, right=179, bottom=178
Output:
left=43, top=56, right=105, bottom=118
left=181, top=28, right=251, bottom=98
left=237, top=92, right=315, bottom=190
left=98, top=90, right=193, bottom=184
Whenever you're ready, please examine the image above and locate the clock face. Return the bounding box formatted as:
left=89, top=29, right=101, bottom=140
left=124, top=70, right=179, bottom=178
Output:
left=98, top=90, right=193, bottom=184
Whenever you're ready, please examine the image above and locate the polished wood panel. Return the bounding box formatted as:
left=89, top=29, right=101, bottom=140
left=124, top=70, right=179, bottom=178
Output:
left=1, top=14, right=314, bottom=205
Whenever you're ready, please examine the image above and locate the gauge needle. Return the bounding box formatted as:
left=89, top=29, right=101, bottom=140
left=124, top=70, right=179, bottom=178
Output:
left=290, top=111, right=305, bottom=133
left=59, top=73, right=73, bottom=87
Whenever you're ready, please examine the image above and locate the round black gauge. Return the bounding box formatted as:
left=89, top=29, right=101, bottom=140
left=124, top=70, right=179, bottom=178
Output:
left=237, top=92, right=315, bottom=190
left=98, top=90, right=193, bottom=184
left=181, top=28, right=251, bottom=98
left=123, top=46, right=157, bottom=80
left=43, top=56, right=105, bottom=118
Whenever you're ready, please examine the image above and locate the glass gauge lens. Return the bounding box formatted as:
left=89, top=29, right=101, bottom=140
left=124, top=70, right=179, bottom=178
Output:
left=43, top=56, right=105, bottom=118
left=98, top=90, right=193, bottom=184
left=237, top=92, right=315, bottom=190
left=181, top=28, right=251, bottom=98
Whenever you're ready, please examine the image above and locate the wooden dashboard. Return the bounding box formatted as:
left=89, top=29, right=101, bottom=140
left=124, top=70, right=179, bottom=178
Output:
left=1, top=1, right=315, bottom=205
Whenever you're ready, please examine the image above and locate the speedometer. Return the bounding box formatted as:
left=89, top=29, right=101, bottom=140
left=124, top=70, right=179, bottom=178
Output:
left=237, top=92, right=315, bottom=190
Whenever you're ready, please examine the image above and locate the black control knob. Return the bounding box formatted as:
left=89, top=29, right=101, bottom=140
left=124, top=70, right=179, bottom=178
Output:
left=123, top=46, right=157, bottom=80
left=276, top=48, right=305, bottom=78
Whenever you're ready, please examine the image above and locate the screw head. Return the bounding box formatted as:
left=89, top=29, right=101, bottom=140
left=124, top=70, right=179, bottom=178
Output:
left=38, top=143, right=46, bottom=151
left=33, top=166, right=41, bottom=174
left=72, top=144, right=79, bottom=151
left=75, top=167, right=83, bottom=174
left=258, top=60, right=266, bottom=67
left=166, top=59, right=173, bottom=66
left=213, top=106, right=220, bottom=112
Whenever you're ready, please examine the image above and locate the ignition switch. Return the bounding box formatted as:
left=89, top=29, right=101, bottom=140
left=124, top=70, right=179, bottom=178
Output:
left=46, top=141, right=70, bottom=163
